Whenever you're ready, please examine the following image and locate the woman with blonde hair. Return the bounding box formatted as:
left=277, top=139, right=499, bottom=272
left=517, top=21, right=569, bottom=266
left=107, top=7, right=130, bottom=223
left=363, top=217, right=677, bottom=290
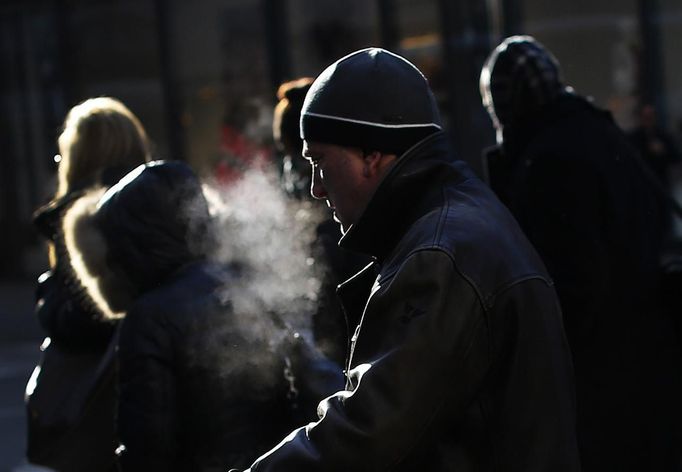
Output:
left=26, top=97, right=151, bottom=472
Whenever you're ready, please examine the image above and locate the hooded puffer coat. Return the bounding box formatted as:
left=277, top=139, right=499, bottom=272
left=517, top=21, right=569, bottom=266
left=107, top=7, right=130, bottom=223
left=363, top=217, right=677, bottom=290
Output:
left=64, top=161, right=342, bottom=471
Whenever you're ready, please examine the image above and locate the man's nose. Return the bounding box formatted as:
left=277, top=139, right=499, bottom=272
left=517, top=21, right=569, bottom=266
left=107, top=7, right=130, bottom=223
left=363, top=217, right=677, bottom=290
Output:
left=310, top=168, right=327, bottom=200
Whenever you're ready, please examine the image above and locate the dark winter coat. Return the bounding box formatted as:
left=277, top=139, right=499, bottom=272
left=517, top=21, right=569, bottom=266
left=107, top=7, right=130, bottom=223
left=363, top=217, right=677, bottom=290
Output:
left=246, top=131, right=580, bottom=471
left=27, top=168, right=131, bottom=471
left=485, top=92, right=682, bottom=471
left=65, top=161, right=342, bottom=471
left=313, top=217, right=370, bottom=365
left=116, top=261, right=299, bottom=471
left=33, top=166, right=133, bottom=349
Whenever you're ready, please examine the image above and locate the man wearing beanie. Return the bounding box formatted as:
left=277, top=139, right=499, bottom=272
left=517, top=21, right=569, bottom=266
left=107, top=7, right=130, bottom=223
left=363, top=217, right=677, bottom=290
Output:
left=237, top=47, right=579, bottom=471
left=481, top=36, right=682, bottom=471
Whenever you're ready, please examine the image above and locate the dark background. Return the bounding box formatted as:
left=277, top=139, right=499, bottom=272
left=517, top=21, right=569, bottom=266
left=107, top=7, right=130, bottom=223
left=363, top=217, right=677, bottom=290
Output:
left=1, top=0, right=681, bottom=469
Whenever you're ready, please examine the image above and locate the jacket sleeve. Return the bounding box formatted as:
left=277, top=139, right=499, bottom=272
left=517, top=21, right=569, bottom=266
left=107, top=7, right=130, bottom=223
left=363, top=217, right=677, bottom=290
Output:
left=244, top=249, right=491, bottom=471
left=287, top=334, right=346, bottom=425
left=117, top=302, right=178, bottom=471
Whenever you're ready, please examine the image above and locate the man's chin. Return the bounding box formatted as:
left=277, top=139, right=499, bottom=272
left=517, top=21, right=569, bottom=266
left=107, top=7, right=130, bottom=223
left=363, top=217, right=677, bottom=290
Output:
left=332, top=212, right=349, bottom=235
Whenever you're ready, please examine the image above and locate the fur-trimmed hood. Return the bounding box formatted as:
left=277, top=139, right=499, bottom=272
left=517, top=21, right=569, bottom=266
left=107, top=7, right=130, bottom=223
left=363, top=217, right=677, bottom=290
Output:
left=63, top=161, right=212, bottom=319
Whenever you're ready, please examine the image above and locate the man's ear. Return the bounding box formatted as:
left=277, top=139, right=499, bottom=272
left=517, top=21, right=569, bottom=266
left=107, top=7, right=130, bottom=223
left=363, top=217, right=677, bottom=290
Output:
left=362, top=151, right=396, bottom=178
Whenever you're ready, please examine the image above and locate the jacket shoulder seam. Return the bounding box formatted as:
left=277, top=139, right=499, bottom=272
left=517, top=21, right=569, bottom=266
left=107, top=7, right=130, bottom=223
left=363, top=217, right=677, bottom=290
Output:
left=485, top=275, right=554, bottom=309
left=380, top=245, right=489, bottom=313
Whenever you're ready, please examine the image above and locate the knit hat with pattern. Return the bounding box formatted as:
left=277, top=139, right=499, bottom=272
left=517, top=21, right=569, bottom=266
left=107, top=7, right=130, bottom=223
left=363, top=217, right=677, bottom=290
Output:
left=480, top=35, right=566, bottom=127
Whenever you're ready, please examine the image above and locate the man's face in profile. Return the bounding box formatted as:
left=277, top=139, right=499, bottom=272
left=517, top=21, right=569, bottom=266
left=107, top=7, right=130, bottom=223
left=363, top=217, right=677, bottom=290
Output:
left=303, top=141, right=371, bottom=234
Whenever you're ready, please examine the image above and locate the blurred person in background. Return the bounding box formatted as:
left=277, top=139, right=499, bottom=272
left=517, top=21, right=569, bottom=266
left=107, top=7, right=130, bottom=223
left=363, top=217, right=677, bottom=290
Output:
left=273, top=77, right=316, bottom=199
left=628, top=103, right=682, bottom=238
left=26, top=96, right=151, bottom=472
left=235, top=47, right=579, bottom=472
left=629, top=103, right=681, bottom=189
left=480, top=35, right=682, bottom=471
left=273, top=78, right=369, bottom=365
left=629, top=105, right=682, bottom=350
left=62, top=160, right=342, bottom=471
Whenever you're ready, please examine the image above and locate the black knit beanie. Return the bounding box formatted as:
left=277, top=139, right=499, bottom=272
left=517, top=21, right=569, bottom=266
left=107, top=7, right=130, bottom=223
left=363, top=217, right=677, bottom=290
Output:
left=300, top=48, right=442, bottom=155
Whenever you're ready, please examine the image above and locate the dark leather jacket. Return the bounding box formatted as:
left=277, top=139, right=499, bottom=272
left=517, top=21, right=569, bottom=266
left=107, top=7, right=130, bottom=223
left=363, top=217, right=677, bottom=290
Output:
left=246, top=132, right=580, bottom=471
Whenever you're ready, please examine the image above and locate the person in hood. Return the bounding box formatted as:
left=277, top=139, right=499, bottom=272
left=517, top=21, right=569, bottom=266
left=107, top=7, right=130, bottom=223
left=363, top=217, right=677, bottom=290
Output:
left=27, top=96, right=151, bottom=471
left=62, top=160, right=342, bottom=471
left=480, top=35, right=682, bottom=471
left=233, top=47, right=579, bottom=471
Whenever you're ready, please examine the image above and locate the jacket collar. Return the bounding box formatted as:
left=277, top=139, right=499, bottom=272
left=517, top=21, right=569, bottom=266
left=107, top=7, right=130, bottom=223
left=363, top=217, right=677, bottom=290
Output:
left=339, top=131, right=465, bottom=261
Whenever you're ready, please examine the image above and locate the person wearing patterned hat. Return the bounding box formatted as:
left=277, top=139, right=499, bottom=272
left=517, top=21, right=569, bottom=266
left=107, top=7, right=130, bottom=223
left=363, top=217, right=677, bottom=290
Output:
left=234, top=47, right=579, bottom=471
left=480, top=34, right=567, bottom=145
left=481, top=36, right=682, bottom=471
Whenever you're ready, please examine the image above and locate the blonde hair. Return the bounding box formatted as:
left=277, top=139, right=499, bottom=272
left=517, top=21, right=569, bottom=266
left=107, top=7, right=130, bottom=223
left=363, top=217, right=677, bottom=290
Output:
left=56, top=97, right=151, bottom=198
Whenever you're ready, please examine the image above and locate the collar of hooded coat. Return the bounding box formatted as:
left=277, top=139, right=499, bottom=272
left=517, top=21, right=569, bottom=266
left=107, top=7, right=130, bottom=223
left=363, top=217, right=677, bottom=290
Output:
left=61, top=161, right=211, bottom=318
